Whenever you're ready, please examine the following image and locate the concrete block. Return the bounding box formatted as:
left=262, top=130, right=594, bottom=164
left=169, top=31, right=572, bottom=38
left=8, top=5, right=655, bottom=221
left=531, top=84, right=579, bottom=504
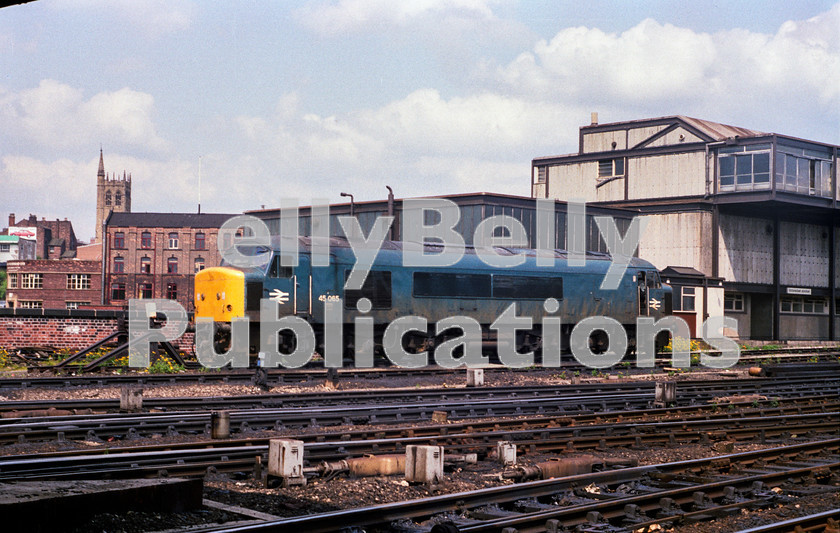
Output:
left=268, top=438, right=306, bottom=487
left=405, top=445, right=443, bottom=484
left=120, top=386, right=143, bottom=411
left=496, top=441, right=517, bottom=466
left=466, top=368, right=484, bottom=387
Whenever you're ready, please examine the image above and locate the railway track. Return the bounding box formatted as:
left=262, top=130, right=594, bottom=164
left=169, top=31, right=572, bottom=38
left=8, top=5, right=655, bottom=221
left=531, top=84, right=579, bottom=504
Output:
left=1, top=397, right=836, bottom=481
left=1, top=378, right=837, bottom=444
left=196, top=438, right=840, bottom=533
left=1, top=376, right=837, bottom=414
left=6, top=348, right=839, bottom=386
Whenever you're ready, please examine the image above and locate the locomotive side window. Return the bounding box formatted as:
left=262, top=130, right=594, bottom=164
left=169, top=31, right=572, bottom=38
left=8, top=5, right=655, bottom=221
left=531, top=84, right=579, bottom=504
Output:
left=345, top=270, right=392, bottom=309
left=268, top=255, right=294, bottom=278
left=413, top=272, right=491, bottom=298
left=493, top=275, right=563, bottom=299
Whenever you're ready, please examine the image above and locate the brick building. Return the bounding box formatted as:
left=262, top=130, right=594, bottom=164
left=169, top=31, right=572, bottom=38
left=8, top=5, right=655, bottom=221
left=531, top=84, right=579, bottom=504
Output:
left=103, top=212, right=235, bottom=310
left=5, top=213, right=78, bottom=259
left=5, top=259, right=101, bottom=310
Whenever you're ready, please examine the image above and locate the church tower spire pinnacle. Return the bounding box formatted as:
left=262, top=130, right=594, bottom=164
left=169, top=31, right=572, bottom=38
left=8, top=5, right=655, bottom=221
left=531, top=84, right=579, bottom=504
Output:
left=98, top=148, right=105, bottom=179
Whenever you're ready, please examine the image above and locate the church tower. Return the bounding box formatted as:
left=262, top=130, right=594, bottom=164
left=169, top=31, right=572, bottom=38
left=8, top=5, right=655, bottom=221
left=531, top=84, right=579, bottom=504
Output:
left=95, top=149, right=131, bottom=243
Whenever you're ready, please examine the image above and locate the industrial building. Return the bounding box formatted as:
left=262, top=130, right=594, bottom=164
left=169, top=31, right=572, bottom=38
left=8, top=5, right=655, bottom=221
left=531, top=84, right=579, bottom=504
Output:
left=531, top=115, right=839, bottom=341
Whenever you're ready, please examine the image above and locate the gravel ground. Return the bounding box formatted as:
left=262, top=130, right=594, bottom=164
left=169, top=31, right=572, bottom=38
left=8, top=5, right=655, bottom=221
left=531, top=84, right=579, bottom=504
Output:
left=1, top=368, right=836, bottom=532
left=0, top=365, right=754, bottom=402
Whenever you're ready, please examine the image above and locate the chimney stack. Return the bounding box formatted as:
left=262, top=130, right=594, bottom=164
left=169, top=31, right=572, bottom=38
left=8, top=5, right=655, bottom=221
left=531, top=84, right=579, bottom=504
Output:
left=590, top=112, right=599, bottom=126
left=8, top=213, right=15, bottom=227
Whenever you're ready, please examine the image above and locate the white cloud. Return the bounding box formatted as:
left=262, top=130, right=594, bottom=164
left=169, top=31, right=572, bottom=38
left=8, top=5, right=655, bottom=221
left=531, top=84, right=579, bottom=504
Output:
left=489, top=7, right=840, bottom=135
left=55, top=0, right=195, bottom=38
left=1, top=80, right=167, bottom=152
left=294, top=0, right=497, bottom=35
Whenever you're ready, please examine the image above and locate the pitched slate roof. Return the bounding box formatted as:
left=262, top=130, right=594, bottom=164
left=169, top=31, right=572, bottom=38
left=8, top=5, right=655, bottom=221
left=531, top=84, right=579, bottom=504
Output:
left=106, top=212, right=237, bottom=229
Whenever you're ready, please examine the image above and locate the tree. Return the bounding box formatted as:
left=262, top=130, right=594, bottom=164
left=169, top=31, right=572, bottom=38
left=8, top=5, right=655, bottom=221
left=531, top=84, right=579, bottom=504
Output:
left=0, top=270, right=6, bottom=300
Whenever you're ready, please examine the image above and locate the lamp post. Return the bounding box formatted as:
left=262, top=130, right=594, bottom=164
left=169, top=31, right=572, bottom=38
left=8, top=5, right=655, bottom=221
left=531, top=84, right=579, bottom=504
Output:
left=340, top=192, right=354, bottom=216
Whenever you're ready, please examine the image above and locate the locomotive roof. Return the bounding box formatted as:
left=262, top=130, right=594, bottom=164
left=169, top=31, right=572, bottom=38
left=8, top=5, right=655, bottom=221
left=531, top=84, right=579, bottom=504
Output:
left=271, top=235, right=619, bottom=261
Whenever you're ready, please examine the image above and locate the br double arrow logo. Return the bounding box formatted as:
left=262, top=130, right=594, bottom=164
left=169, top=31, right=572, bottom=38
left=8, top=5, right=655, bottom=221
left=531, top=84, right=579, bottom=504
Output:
left=269, top=289, right=290, bottom=304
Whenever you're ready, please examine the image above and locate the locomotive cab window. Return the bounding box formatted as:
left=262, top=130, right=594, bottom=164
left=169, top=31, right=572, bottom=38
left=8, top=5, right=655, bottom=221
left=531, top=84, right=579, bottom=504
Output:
left=268, top=255, right=294, bottom=278
left=345, top=270, right=392, bottom=309
left=492, top=275, right=563, bottom=299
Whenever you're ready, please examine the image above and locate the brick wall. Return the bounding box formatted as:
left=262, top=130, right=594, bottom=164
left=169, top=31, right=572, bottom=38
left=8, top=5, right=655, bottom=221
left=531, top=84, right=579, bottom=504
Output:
left=0, top=309, right=194, bottom=355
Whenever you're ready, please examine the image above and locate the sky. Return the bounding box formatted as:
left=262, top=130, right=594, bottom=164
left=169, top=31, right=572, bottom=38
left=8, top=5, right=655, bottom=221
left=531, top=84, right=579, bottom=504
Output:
left=1, top=0, right=838, bottom=243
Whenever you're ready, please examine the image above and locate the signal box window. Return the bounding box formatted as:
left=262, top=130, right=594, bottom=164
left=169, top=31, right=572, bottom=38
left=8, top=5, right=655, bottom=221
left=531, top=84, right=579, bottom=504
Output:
left=345, top=270, right=392, bottom=309
left=677, top=286, right=695, bottom=311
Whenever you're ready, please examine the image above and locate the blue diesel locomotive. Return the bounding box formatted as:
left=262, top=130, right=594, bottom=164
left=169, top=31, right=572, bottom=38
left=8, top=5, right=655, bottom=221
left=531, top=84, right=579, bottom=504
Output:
left=194, top=236, right=673, bottom=365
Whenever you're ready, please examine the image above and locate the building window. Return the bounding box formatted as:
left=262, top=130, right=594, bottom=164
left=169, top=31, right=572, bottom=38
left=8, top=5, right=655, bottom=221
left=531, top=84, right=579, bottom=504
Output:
left=168, top=232, right=179, bottom=249
left=8, top=273, right=16, bottom=288
left=138, top=282, right=153, bottom=299
left=195, top=233, right=206, bottom=250
left=674, top=286, right=695, bottom=312
left=20, top=273, right=43, bottom=289
left=113, top=232, right=125, bottom=249
left=140, top=256, right=151, bottom=274
left=105, top=191, right=112, bottom=206
left=718, top=145, right=771, bottom=191
left=18, top=300, right=42, bottom=309
left=167, top=257, right=178, bottom=274
left=111, top=282, right=126, bottom=301
left=166, top=283, right=178, bottom=300
left=775, top=149, right=832, bottom=197
left=141, top=231, right=152, bottom=249
left=194, top=257, right=205, bottom=273
left=0, top=243, right=9, bottom=252
left=535, top=166, right=547, bottom=184
left=780, top=296, right=828, bottom=315
left=113, top=256, right=125, bottom=273
left=66, top=301, right=89, bottom=310
left=66, top=274, right=91, bottom=290
left=724, top=293, right=744, bottom=312
left=598, top=158, right=625, bottom=178
left=115, top=191, right=122, bottom=206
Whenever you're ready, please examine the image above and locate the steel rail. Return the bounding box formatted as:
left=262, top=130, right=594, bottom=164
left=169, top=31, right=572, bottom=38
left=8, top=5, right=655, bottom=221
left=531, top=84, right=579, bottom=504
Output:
left=732, top=509, right=840, bottom=532
left=198, top=439, right=840, bottom=533
left=1, top=383, right=837, bottom=444
left=4, top=395, right=832, bottom=460
left=1, top=376, right=836, bottom=414
left=1, top=409, right=837, bottom=481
